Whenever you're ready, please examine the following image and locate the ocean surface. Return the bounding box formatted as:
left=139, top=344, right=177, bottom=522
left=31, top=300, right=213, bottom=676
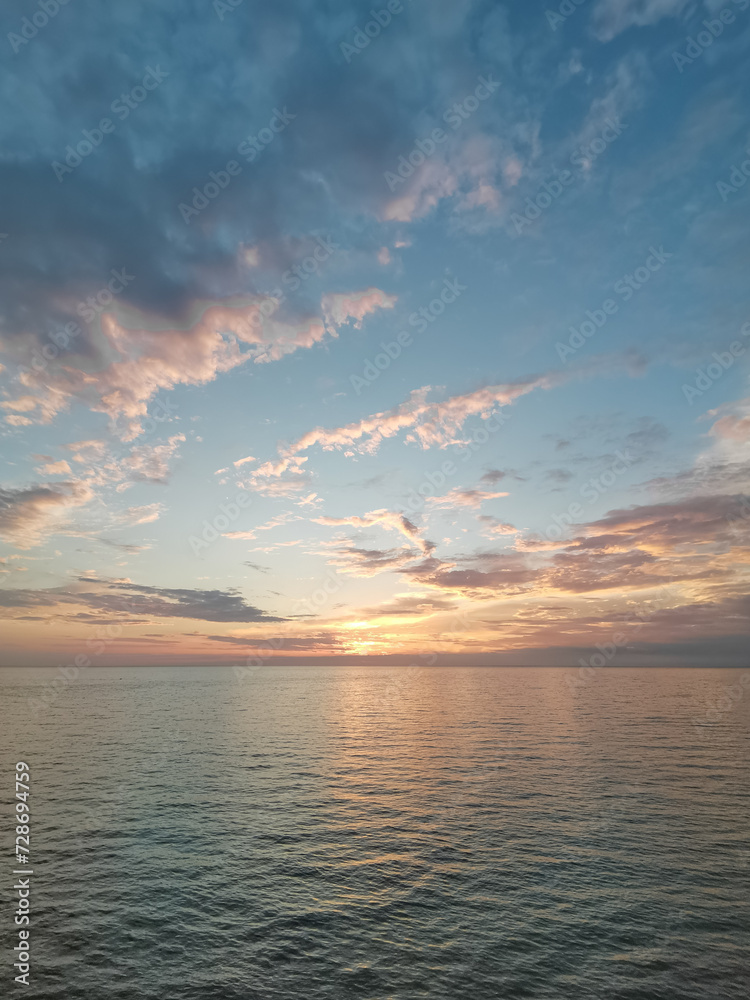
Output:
left=1, top=665, right=748, bottom=999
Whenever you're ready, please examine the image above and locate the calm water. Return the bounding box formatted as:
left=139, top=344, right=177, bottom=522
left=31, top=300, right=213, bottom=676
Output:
left=1, top=666, right=748, bottom=999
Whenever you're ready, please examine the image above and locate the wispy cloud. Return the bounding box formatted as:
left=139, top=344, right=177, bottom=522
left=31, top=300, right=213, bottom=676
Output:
left=0, top=481, right=93, bottom=549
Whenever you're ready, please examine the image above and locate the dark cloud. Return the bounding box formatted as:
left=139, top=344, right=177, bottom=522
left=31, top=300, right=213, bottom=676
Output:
left=585, top=493, right=749, bottom=548
left=0, top=579, right=283, bottom=623
left=544, top=468, right=575, bottom=485
left=244, top=561, right=271, bottom=573
left=207, top=633, right=341, bottom=650
left=0, top=0, right=514, bottom=365
left=327, top=543, right=420, bottom=577
left=480, top=468, right=507, bottom=484
left=398, top=492, right=750, bottom=597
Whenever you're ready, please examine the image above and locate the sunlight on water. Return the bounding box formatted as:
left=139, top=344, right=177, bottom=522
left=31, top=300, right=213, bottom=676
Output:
left=1, top=666, right=748, bottom=999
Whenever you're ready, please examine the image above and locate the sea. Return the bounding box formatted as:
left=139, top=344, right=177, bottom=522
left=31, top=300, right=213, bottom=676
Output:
left=1, top=665, right=748, bottom=999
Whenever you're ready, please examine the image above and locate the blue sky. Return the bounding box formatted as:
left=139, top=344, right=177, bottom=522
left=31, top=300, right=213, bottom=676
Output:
left=1, top=0, right=749, bottom=666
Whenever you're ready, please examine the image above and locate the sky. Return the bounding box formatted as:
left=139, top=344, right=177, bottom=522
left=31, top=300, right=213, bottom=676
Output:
left=0, top=0, right=749, bottom=667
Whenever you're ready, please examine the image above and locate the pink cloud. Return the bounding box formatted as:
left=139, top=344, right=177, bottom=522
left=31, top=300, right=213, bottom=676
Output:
left=321, top=288, right=397, bottom=329
left=710, top=414, right=750, bottom=442
left=34, top=459, right=73, bottom=476
left=122, top=434, right=186, bottom=485
left=313, top=508, right=434, bottom=555
left=121, top=504, right=164, bottom=525
left=280, top=375, right=551, bottom=465
left=4, top=288, right=393, bottom=441
left=0, top=480, right=94, bottom=549
left=427, top=488, right=509, bottom=509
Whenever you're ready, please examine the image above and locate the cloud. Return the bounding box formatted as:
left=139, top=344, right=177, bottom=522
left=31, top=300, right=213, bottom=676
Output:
left=359, top=594, right=459, bottom=618
left=244, top=359, right=623, bottom=496
left=108, top=582, right=284, bottom=622
left=1, top=396, right=38, bottom=413
left=383, top=136, right=502, bottom=223
left=253, top=375, right=556, bottom=488
left=707, top=399, right=750, bottom=460
left=0, top=579, right=283, bottom=624
left=401, top=492, right=750, bottom=598
left=120, top=503, right=165, bottom=526
left=3, top=290, right=396, bottom=441
left=64, top=440, right=108, bottom=463
left=480, top=469, right=510, bottom=485
left=578, top=494, right=749, bottom=552
left=324, top=543, right=421, bottom=577
left=313, top=507, right=434, bottom=554
left=400, top=549, right=538, bottom=596
left=98, top=539, right=151, bottom=555
left=478, top=515, right=518, bottom=536
left=207, top=633, right=343, bottom=652
left=426, top=487, right=509, bottom=509
left=591, top=0, right=692, bottom=41
left=321, top=288, right=397, bottom=329
left=244, top=562, right=270, bottom=574
left=122, top=434, right=186, bottom=484
left=222, top=511, right=300, bottom=541
left=0, top=480, right=94, bottom=549
left=248, top=540, right=302, bottom=553
left=34, top=460, right=72, bottom=476
left=711, top=414, right=750, bottom=441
